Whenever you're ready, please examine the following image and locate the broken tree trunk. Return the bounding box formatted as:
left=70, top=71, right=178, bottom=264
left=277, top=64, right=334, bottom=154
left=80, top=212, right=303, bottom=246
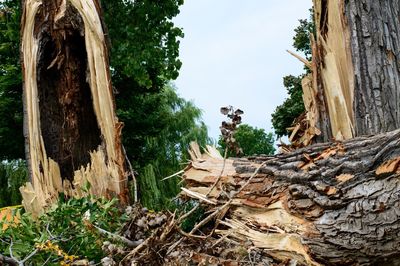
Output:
left=290, top=0, right=400, bottom=145
left=182, top=130, right=400, bottom=265
left=19, top=0, right=130, bottom=216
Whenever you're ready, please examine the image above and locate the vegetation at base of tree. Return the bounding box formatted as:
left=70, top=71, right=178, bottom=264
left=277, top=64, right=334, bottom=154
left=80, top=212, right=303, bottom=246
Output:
left=271, top=10, right=314, bottom=138
left=0, top=196, right=127, bottom=265
left=0, top=195, right=206, bottom=265
left=218, top=124, right=275, bottom=157
left=0, top=0, right=209, bottom=210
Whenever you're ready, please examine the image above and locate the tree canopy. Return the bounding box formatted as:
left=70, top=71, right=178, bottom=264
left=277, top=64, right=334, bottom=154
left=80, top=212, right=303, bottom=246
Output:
left=218, top=124, right=275, bottom=157
left=0, top=0, right=24, bottom=159
left=271, top=11, right=314, bottom=138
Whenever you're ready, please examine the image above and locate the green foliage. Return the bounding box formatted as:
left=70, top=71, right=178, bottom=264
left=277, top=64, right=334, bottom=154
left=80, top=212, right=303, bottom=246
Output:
left=137, top=86, right=212, bottom=210
left=0, top=196, right=127, bottom=264
left=0, top=0, right=24, bottom=159
left=218, top=124, right=275, bottom=157
left=102, top=0, right=187, bottom=169
left=271, top=75, right=305, bottom=137
left=178, top=201, right=205, bottom=233
left=271, top=11, right=314, bottom=138
left=292, top=9, right=315, bottom=61
left=103, top=0, right=183, bottom=89
left=0, top=160, right=28, bottom=208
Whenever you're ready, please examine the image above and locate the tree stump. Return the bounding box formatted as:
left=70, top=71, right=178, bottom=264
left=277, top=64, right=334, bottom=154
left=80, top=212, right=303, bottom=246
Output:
left=20, top=0, right=130, bottom=216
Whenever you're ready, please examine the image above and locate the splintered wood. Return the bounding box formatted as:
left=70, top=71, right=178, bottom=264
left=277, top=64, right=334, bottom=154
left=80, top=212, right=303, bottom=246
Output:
left=288, top=0, right=356, bottom=146
left=313, top=0, right=355, bottom=140
left=20, top=0, right=129, bottom=217
left=181, top=145, right=321, bottom=266
left=180, top=131, right=400, bottom=265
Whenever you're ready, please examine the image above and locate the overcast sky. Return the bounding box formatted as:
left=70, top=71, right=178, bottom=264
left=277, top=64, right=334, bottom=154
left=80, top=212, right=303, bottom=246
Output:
left=174, top=0, right=312, bottom=140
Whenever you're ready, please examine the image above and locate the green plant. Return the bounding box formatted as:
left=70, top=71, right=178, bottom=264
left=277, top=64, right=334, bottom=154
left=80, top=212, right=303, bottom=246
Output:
left=137, top=86, right=212, bottom=210
left=0, top=196, right=127, bottom=265
left=271, top=10, right=315, bottom=138
left=271, top=75, right=306, bottom=138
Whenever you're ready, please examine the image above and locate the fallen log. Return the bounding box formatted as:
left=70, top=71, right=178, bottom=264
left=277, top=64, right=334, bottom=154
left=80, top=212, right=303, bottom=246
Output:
left=181, top=130, right=400, bottom=265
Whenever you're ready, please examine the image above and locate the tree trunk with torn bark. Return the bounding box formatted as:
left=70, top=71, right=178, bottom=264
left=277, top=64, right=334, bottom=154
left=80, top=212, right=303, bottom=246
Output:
left=178, top=1, right=400, bottom=265
left=19, top=0, right=130, bottom=216
left=292, top=0, right=400, bottom=146
left=182, top=129, right=400, bottom=265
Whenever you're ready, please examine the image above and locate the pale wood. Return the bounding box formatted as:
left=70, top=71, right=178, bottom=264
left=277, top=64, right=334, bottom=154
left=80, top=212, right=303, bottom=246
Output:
left=20, top=0, right=130, bottom=217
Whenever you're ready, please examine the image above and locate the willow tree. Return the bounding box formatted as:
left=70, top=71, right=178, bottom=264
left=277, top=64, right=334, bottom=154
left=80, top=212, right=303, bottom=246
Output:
left=19, top=0, right=130, bottom=215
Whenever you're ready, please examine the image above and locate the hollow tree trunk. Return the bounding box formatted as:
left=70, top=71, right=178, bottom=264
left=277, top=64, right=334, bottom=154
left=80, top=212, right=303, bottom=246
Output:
left=182, top=129, right=400, bottom=265
left=19, top=0, right=129, bottom=216
left=293, top=0, right=400, bottom=145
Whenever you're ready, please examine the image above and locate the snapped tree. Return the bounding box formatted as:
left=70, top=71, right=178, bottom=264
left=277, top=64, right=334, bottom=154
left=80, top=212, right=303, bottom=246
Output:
left=0, top=0, right=189, bottom=212
left=301, top=0, right=400, bottom=143
left=179, top=1, right=400, bottom=265
left=20, top=0, right=130, bottom=215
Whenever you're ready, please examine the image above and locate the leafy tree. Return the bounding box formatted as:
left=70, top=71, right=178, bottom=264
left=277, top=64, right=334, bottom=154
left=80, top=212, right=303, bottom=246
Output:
left=271, top=75, right=305, bottom=137
left=102, top=0, right=185, bottom=166
left=271, top=11, right=314, bottom=138
left=218, top=124, right=275, bottom=157
left=0, top=160, right=27, bottom=208
left=0, top=0, right=24, bottom=159
left=138, top=86, right=211, bottom=209
left=292, top=9, right=315, bottom=61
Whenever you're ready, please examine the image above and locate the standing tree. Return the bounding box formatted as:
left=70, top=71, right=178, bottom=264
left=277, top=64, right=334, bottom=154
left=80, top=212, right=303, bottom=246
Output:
left=20, top=0, right=129, bottom=215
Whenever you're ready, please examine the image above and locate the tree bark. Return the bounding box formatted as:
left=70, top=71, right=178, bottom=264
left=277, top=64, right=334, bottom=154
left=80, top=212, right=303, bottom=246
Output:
left=346, top=0, right=400, bottom=136
left=182, top=129, right=400, bottom=265
left=294, top=0, right=400, bottom=145
left=19, top=0, right=130, bottom=216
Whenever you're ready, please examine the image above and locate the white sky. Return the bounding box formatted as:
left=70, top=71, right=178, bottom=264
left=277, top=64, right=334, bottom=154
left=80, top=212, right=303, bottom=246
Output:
left=174, top=0, right=312, bottom=140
